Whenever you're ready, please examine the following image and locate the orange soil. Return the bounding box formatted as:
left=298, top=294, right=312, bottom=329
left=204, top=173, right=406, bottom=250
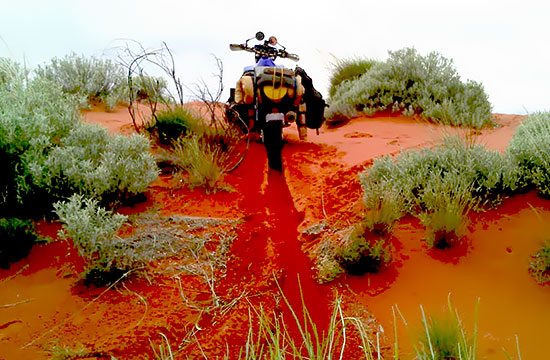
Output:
left=1, top=107, right=548, bottom=359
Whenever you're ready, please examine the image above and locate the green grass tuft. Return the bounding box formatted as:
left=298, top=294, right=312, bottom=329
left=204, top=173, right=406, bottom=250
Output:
left=150, top=105, right=244, bottom=192
left=415, top=170, right=476, bottom=248
left=415, top=297, right=479, bottom=360
left=148, top=106, right=203, bottom=145
left=529, top=240, right=550, bottom=284
left=338, top=224, right=392, bottom=275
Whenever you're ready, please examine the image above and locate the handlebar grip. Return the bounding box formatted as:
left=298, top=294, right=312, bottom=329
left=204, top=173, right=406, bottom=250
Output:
left=230, top=44, right=245, bottom=51
left=286, top=53, right=300, bottom=62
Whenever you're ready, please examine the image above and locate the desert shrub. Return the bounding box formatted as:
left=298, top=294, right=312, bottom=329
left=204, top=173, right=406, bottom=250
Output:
left=361, top=137, right=516, bottom=247
left=35, top=53, right=126, bottom=110
left=0, top=70, right=80, bottom=214
left=1, top=60, right=158, bottom=216
left=329, top=48, right=493, bottom=128
left=0, top=57, right=24, bottom=87
left=0, top=217, right=41, bottom=269
left=315, top=223, right=392, bottom=283
left=507, top=112, right=550, bottom=197
left=328, top=57, right=379, bottom=98
left=364, top=136, right=514, bottom=214
left=131, top=74, right=169, bottom=103
left=0, top=58, right=159, bottom=267
left=55, top=195, right=237, bottom=286
left=529, top=241, right=550, bottom=284
left=54, top=194, right=130, bottom=285
left=0, top=72, right=78, bottom=149
left=27, top=123, right=159, bottom=206
left=316, top=223, right=392, bottom=281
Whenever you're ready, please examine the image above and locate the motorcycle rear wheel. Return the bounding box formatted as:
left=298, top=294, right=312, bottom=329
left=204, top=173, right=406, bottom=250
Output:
left=263, top=120, right=283, bottom=171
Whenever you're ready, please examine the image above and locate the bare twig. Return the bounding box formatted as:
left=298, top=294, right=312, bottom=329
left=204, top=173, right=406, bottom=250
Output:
left=186, top=55, right=225, bottom=127
left=0, top=298, right=34, bottom=308
left=321, top=179, right=328, bottom=219
left=116, top=40, right=186, bottom=133
left=121, top=283, right=149, bottom=329
left=0, top=264, right=29, bottom=286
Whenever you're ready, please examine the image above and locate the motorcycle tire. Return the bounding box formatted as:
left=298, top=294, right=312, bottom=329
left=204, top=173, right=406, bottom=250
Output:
left=263, top=120, right=283, bottom=171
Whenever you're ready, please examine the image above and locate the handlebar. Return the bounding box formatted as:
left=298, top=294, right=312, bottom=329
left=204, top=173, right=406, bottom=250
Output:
left=229, top=42, right=299, bottom=62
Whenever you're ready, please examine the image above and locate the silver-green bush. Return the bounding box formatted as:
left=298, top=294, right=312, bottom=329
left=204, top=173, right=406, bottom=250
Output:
left=360, top=137, right=516, bottom=247
left=0, top=56, right=159, bottom=269
left=328, top=57, right=379, bottom=98
left=0, top=67, right=79, bottom=211
left=0, top=57, right=159, bottom=213
left=35, top=53, right=126, bottom=110
left=55, top=194, right=238, bottom=286
left=28, top=123, right=159, bottom=204
left=363, top=137, right=515, bottom=216
left=329, top=48, right=493, bottom=128
left=507, top=112, right=550, bottom=196
left=54, top=194, right=129, bottom=284
left=0, top=57, right=25, bottom=86
left=132, top=74, right=170, bottom=104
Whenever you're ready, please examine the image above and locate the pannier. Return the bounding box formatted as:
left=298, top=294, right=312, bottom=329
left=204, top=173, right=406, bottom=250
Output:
left=295, top=66, right=326, bottom=129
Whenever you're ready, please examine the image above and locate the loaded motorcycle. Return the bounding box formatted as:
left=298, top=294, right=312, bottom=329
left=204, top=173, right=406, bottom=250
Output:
left=227, top=31, right=326, bottom=171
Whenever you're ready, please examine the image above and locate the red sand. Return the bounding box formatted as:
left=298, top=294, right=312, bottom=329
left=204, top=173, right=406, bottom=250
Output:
left=2, top=107, right=549, bottom=359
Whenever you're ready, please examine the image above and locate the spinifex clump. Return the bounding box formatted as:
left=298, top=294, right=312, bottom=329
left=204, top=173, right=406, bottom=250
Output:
left=417, top=170, right=476, bottom=249
left=337, top=223, right=392, bottom=276
left=529, top=240, right=550, bottom=284
left=415, top=299, right=479, bottom=360
left=147, top=105, right=244, bottom=192
left=359, top=177, right=405, bottom=237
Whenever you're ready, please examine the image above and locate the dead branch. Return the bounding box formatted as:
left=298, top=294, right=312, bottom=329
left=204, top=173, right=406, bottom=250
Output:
left=116, top=40, right=186, bottom=133
left=186, top=55, right=225, bottom=127
left=0, top=298, right=34, bottom=309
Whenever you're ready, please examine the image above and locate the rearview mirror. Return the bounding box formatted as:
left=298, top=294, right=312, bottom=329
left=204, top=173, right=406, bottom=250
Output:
left=255, top=31, right=265, bottom=41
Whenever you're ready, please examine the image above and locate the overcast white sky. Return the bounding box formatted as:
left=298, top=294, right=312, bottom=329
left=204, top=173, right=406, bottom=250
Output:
left=1, top=0, right=548, bottom=114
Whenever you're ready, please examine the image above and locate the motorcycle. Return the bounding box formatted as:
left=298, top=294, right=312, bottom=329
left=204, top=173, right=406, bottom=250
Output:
left=227, top=31, right=326, bottom=171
